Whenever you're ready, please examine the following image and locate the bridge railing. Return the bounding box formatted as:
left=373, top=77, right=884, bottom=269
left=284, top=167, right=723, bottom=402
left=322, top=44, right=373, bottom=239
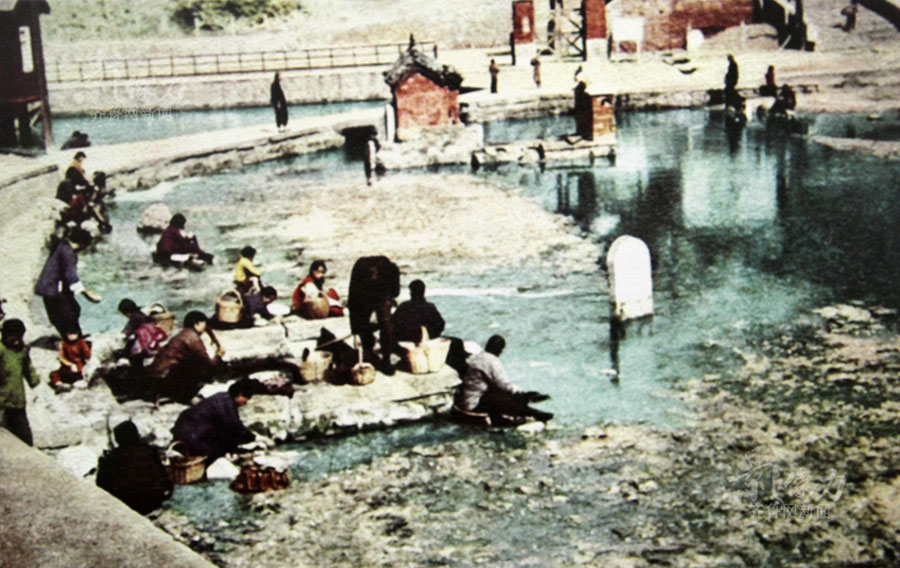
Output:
left=47, top=41, right=437, bottom=83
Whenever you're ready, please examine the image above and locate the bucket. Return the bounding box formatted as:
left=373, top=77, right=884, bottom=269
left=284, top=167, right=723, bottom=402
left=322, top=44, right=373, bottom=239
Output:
left=216, top=290, right=243, bottom=324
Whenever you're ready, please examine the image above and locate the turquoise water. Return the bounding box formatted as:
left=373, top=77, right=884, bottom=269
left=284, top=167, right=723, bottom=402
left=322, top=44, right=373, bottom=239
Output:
left=53, top=100, right=384, bottom=148
left=127, top=107, right=900, bottom=537
left=73, top=109, right=900, bottom=433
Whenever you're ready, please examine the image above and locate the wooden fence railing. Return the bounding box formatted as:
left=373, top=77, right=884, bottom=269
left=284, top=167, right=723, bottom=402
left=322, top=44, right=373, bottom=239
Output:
left=47, top=41, right=437, bottom=83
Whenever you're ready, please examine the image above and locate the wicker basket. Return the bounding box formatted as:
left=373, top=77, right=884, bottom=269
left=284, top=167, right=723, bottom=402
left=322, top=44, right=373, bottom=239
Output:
left=164, top=442, right=206, bottom=485
left=147, top=302, right=175, bottom=334
left=298, top=296, right=330, bottom=319
left=399, top=327, right=450, bottom=374
left=300, top=349, right=333, bottom=383
left=216, top=290, right=243, bottom=324
left=351, top=362, right=376, bottom=385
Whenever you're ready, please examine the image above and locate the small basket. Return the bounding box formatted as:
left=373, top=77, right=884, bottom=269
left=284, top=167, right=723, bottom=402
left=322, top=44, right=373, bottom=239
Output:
left=351, top=362, right=376, bottom=385
left=216, top=290, right=243, bottom=324
left=147, top=302, right=175, bottom=334
left=164, top=442, right=206, bottom=485
left=350, top=335, right=376, bottom=385
left=300, top=349, right=333, bottom=383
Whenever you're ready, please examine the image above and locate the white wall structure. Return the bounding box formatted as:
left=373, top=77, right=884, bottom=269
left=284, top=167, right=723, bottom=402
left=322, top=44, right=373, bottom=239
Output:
left=607, top=235, right=654, bottom=321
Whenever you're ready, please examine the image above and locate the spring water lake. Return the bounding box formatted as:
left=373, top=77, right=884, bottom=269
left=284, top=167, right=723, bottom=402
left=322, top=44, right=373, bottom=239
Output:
left=65, top=106, right=900, bottom=523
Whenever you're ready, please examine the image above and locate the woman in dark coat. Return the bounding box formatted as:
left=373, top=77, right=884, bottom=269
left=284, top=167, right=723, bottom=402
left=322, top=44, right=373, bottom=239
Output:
left=170, top=379, right=260, bottom=463
left=96, top=421, right=173, bottom=515
left=270, top=72, right=289, bottom=129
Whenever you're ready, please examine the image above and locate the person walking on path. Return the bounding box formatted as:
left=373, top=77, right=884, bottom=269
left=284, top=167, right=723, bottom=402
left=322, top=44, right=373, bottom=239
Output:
left=270, top=72, right=289, bottom=130
left=531, top=57, right=542, bottom=88
left=725, top=54, right=739, bottom=92
left=34, top=227, right=101, bottom=338
left=489, top=59, right=500, bottom=94
left=0, top=319, right=39, bottom=446
left=841, top=0, right=858, bottom=32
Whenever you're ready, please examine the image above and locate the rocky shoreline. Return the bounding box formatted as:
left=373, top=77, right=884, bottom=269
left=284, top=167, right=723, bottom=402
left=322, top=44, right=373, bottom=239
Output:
left=151, top=303, right=900, bottom=567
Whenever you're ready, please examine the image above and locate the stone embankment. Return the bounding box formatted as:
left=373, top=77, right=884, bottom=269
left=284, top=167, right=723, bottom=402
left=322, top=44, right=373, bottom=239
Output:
left=28, top=314, right=459, bottom=470
left=0, top=428, right=217, bottom=568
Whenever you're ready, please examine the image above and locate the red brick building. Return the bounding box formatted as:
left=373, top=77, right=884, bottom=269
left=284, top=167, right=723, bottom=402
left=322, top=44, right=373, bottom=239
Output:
left=0, top=0, right=51, bottom=150
left=574, top=83, right=615, bottom=141
left=384, top=44, right=463, bottom=140
left=512, top=0, right=536, bottom=43
left=610, top=0, right=755, bottom=52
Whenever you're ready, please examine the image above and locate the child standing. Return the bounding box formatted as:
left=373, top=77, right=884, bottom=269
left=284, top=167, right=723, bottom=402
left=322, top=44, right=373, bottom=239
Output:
left=50, top=326, right=91, bottom=393
left=0, top=319, right=39, bottom=445
left=233, top=245, right=263, bottom=296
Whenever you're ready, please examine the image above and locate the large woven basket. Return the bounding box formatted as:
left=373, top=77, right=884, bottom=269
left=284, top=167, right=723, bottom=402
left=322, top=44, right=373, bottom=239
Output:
left=399, top=327, right=450, bottom=374
left=164, top=442, right=206, bottom=485
left=216, top=290, right=243, bottom=324
left=147, top=302, right=175, bottom=334
left=300, top=350, right=333, bottom=383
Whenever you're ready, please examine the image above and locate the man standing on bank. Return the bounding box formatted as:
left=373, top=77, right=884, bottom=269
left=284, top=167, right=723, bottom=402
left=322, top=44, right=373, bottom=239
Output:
left=489, top=59, right=500, bottom=94
left=270, top=72, right=289, bottom=130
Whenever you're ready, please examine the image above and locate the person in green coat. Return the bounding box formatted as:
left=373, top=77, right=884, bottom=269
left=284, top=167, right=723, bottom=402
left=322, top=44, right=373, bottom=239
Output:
left=0, top=319, right=40, bottom=446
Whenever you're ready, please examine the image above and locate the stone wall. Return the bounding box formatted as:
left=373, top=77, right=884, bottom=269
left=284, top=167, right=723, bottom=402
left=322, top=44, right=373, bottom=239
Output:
left=48, top=68, right=391, bottom=116
left=0, top=430, right=216, bottom=568
left=613, top=0, right=756, bottom=51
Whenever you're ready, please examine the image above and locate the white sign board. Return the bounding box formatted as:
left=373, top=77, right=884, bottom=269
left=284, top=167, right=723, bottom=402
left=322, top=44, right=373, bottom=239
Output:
left=19, top=26, right=34, bottom=73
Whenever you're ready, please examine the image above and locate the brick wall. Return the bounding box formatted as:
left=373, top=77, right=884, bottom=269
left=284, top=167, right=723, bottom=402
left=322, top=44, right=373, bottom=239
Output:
left=512, top=0, right=535, bottom=43
left=615, top=0, right=755, bottom=51
left=584, top=0, right=607, bottom=40
left=394, top=72, right=459, bottom=132
left=575, top=89, right=615, bottom=140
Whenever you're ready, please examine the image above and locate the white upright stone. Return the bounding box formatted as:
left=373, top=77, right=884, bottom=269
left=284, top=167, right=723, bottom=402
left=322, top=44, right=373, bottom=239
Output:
left=607, top=235, right=653, bottom=321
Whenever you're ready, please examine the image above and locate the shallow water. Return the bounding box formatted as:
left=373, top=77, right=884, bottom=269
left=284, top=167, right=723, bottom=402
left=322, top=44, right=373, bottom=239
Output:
left=94, top=107, right=899, bottom=546
left=76, top=108, right=900, bottom=432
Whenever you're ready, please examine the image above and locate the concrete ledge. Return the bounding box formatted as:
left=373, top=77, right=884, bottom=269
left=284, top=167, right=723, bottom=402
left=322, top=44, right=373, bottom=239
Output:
left=0, top=429, right=215, bottom=568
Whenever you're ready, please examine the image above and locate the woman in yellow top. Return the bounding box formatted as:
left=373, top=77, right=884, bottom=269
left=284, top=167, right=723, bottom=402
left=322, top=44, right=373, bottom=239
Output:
left=233, top=246, right=262, bottom=295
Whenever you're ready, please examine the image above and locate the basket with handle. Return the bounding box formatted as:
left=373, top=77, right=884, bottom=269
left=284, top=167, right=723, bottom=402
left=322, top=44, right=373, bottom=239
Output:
left=350, top=335, right=376, bottom=386
left=163, top=441, right=206, bottom=485
left=399, top=327, right=450, bottom=374
left=300, top=348, right=333, bottom=383
left=146, top=302, right=176, bottom=334
left=216, top=290, right=243, bottom=324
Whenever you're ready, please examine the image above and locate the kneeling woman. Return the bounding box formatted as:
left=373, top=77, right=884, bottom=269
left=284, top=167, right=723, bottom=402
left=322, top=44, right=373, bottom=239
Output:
left=291, top=260, right=344, bottom=319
